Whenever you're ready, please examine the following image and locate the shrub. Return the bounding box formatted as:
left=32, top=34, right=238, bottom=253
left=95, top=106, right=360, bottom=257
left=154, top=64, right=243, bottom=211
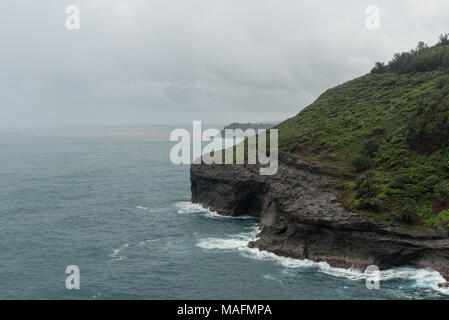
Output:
left=436, top=76, right=449, bottom=89
left=383, top=79, right=397, bottom=86
left=408, top=50, right=441, bottom=72
left=355, top=171, right=376, bottom=198
left=361, top=139, right=380, bottom=157
left=423, top=210, right=449, bottom=229
left=422, top=175, right=440, bottom=189
left=370, top=126, right=385, bottom=136
left=404, top=183, right=428, bottom=200
left=389, top=173, right=413, bottom=189
left=439, top=210, right=449, bottom=223
left=435, top=180, right=449, bottom=204
left=357, top=198, right=383, bottom=213
left=423, top=216, right=441, bottom=229
left=398, top=198, right=420, bottom=223
left=441, top=84, right=449, bottom=97
left=430, top=90, right=443, bottom=103
left=351, top=154, right=371, bottom=172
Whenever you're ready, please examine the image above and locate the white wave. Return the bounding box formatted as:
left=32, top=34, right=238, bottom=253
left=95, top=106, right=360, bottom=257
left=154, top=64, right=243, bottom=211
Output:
left=197, top=224, right=449, bottom=295
left=137, top=238, right=163, bottom=247
left=109, top=243, right=130, bottom=261
left=380, top=267, right=449, bottom=296
left=146, top=238, right=163, bottom=243
left=136, top=206, right=163, bottom=214
left=197, top=237, right=248, bottom=250
left=263, top=274, right=282, bottom=282
left=176, top=201, right=255, bottom=220
left=176, top=202, right=210, bottom=214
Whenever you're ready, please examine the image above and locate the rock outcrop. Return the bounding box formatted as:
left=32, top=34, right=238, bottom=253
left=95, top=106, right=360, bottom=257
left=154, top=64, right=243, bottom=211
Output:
left=190, top=155, right=449, bottom=281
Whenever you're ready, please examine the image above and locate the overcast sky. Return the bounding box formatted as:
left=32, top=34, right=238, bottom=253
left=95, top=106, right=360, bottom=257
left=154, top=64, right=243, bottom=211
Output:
left=1, top=0, right=449, bottom=128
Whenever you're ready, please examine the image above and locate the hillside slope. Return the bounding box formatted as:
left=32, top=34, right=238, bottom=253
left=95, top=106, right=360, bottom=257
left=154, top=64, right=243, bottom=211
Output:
left=276, top=41, right=449, bottom=229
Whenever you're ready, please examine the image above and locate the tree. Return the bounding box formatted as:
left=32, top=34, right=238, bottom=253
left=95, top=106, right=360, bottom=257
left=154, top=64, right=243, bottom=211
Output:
left=416, top=41, right=429, bottom=52
left=389, top=52, right=411, bottom=73
left=355, top=171, right=376, bottom=198
left=371, top=62, right=387, bottom=74
left=438, top=34, right=449, bottom=46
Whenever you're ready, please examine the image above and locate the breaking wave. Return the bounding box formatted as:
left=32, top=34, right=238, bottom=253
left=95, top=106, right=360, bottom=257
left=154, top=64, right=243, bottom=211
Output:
left=175, top=201, right=255, bottom=220
left=196, top=224, right=449, bottom=296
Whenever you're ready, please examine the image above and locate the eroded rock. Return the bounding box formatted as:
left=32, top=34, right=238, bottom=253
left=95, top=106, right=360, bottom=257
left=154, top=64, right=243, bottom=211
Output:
left=190, top=154, right=449, bottom=281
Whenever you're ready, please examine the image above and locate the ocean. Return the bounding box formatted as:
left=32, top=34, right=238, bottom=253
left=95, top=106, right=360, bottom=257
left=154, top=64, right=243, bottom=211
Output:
left=0, top=130, right=448, bottom=300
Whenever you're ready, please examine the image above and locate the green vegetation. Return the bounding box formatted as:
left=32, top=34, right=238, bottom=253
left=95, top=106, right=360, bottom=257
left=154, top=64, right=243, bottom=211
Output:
left=370, top=36, right=449, bottom=74
left=423, top=209, right=449, bottom=228
left=275, top=35, right=449, bottom=229
left=435, top=181, right=449, bottom=204
left=397, top=198, right=420, bottom=223
left=350, top=154, right=371, bottom=173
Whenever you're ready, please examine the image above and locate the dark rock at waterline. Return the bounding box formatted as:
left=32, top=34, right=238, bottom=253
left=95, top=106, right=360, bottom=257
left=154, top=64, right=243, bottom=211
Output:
left=439, top=282, right=449, bottom=288
left=190, top=154, right=449, bottom=282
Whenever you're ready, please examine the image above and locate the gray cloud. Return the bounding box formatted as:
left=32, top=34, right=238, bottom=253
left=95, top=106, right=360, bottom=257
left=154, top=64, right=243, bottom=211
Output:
left=1, top=0, right=448, bottom=127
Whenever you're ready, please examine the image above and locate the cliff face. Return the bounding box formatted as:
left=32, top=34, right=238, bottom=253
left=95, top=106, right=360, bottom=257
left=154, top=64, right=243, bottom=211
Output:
left=190, top=155, right=449, bottom=281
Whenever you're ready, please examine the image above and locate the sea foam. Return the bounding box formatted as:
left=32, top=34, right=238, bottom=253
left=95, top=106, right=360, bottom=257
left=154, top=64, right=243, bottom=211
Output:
left=197, top=224, right=449, bottom=295
left=175, top=201, right=255, bottom=220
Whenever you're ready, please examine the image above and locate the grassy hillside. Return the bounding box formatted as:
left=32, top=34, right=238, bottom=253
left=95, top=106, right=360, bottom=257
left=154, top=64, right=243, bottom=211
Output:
left=277, top=36, right=449, bottom=229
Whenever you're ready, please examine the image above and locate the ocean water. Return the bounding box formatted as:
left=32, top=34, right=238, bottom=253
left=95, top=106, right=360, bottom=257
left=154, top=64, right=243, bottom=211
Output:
left=0, top=132, right=448, bottom=300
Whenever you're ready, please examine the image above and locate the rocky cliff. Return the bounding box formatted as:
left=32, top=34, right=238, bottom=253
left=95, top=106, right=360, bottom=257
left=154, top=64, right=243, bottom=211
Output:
left=190, top=155, right=449, bottom=282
